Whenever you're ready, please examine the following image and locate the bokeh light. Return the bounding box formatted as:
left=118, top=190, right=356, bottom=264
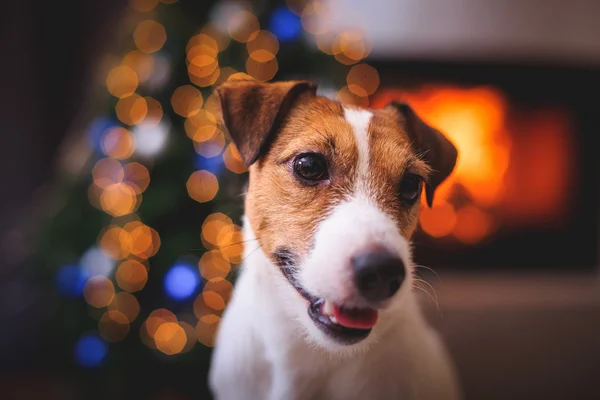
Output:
left=134, top=20, right=167, bottom=54
left=123, top=162, right=150, bottom=193
left=337, top=86, right=369, bottom=107
left=83, top=276, right=116, bottom=308
left=184, top=110, right=218, bottom=142
left=100, top=182, right=139, bottom=217
left=116, top=94, right=148, bottom=125
left=132, top=122, right=169, bottom=156
left=171, top=85, right=204, bottom=117
left=123, top=50, right=155, bottom=83
left=164, top=264, right=200, bottom=300
left=189, top=66, right=221, bottom=87
left=101, top=127, right=135, bottom=159
left=346, top=63, right=380, bottom=97
left=198, top=250, right=231, bottom=280
left=247, top=30, right=279, bottom=62
left=195, top=314, right=220, bottom=347
left=116, top=260, right=148, bottom=292
left=223, top=143, right=247, bottom=174
left=200, top=22, right=231, bottom=52
left=419, top=201, right=458, bottom=238
left=269, top=6, right=302, bottom=41
left=108, top=292, right=140, bottom=322
left=106, top=65, right=138, bottom=98
left=453, top=205, right=495, bottom=244
left=154, top=322, right=187, bottom=355
left=74, top=334, right=108, bottom=367
left=216, top=225, right=244, bottom=264
left=202, top=291, right=226, bottom=312
left=186, top=170, right=219, bottom=203
left=228, top=10, right=260, bottom=43
left=201, top=213, right=233, bottom=249
left=139, top=97, right=163, bottom=128
left=203, top=277, right=233, bottom=305
left=193, top=130, right=226, bottom=158
left=99, top=310, right=130, bottom=342
left=194, top=154, right=224, bottom=175
left=92, top=158, right=124, bottom=189
left=246, top=58, right=278, bottom=82
left=301, top=1, right=331, bottom=35
left=98, top=225, right=131, bottom=260
left=178, top=321, right=196, bottom=353
left=80, top=247, right=116, bottom=277
left=332, top=29, right=372, bottom=65
left=55, top=265, right=88, bottom=297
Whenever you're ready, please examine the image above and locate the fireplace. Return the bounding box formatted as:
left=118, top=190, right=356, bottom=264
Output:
left=369, top=61, right=600, bottom=271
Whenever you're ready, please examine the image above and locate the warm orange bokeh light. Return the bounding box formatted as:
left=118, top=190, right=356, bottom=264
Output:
left=199, top=250, right=231, bottom=280
left=246, top=58, right=278, bottom=82
left=106, top=65, right=138, bottom=98
left=83, top=276, right=115, bottom=308
left=186, top=170, right=219, bottom=203
left=452, top=204, right=494, bottom=244
left=337, top=86, right=369, bottom=107
left=194, top=293, right=218, bottom=319
left=185, top=110, right=218, bottom=142
left=108, top=292, right=140, bottom=322
left=418, top=201, right=458, bottom=238
left=223, top=143, right=247, bottom=174
left=171, top=85, right=204, bottom=117
left=216, top=225, right=244, bottom=264
left=100, top=182, right=139, bottom=217
left=155, top=322, right=187, bottom=355
left=178, top=321, right=197, bottom=354
left=201, top=213, right=233, bottom=249
left=116, top=94, right=148, bottom=125
left=134, top=20, right=167, bottom=53
left=202, top=291, right=226, bottom=312
left=200, top=23, right=231, bottom=52
left=204, top=277, right=233, bottom=305
left=301, top=1, right=331, bottom=35
left=98, top=225, right=131, bottom=260
left=347, top=63, right=379, bottom=97
left=101, top=127, right=135, bottom=159
left=116, top=260, right=148, bottom=292
left=99, top=310, right=130, bottom=342
left=196, top=314, right=220, bottom=347
left=247, top=30, right=279, bottom=62
left=332, top=29, right=371, bottom=65
left=189, top=66, right=221, bottom=87
left=123, top=162, right=150, bottom=193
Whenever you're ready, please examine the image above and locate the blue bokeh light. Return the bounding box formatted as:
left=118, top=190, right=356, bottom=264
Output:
left=88, top=116, right=117, bottom=153
left=55, top=265, right=88, bottom=297
left=269, top=7, right=302, bottom=42
left=164, top=264, right=200, bottom=300
left=74, top=334, right=108, bottom=367
left=194, top=154, right=224, bottom=175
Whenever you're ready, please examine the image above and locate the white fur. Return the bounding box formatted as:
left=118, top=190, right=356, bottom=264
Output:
left=209, top=109, right=462, bottom=399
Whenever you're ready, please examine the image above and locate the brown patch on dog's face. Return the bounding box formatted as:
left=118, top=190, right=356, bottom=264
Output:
left=244, top=101, right=432, bottom=263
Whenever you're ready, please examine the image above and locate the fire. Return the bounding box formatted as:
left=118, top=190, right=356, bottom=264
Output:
left=372, top=86, right=572, bottom=244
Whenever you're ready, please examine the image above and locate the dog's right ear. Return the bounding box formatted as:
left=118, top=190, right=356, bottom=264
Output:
left=215, top=80, right=317, bottom=167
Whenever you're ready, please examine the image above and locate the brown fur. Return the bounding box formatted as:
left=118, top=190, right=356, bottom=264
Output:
left=216, top=81, right=457, bottom=264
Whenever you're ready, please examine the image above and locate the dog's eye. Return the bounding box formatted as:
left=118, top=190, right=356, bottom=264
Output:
left=399, top=173, right=423, bottom=203
left=293, top=154, right=328, bottom=182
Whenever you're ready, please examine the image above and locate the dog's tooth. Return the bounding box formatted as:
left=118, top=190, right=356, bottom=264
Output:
left=323, top=300, right=334, bottom=316
left=330, top=315, right=338, bottom=324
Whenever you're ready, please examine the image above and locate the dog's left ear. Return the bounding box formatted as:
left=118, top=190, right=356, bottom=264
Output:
left=215, top=80, right=317, bottom=166
left=388, top=102, right=458, bottom=207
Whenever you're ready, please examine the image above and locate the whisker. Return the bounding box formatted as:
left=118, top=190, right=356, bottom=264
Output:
left=412, top=276, right=442, bottom=317
left=412, top=283, right=442, bottom=317
left=413, top=264, right=440, bottom=281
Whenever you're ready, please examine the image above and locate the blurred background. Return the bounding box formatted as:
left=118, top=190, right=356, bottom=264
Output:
left=1, top=0, right=599, bottom=399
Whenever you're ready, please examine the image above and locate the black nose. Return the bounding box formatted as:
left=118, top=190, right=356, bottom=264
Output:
left=352, top=252, right=405, bottom=303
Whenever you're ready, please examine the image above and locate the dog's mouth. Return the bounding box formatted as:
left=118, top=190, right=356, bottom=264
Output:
left=281, top=264, right=378, bottom=345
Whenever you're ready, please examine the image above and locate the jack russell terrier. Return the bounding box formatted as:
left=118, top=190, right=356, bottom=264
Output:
left=209, top=80, right=462, bottom=400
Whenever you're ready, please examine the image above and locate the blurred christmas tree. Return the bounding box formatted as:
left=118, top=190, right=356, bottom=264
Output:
left=23, top=0, right=380, bottom=398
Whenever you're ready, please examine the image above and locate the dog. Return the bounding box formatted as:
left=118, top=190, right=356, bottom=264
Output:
left=208, top=80, right=462, bottom=400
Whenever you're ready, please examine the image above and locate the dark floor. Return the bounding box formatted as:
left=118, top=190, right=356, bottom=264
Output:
left=425, top=272, right=600, bottom=400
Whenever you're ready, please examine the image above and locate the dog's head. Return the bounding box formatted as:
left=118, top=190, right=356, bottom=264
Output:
left=216, top=80, right=457, bottom=351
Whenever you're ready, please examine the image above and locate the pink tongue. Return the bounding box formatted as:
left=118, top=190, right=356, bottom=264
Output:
left=332, top=304, right=378, bottom=329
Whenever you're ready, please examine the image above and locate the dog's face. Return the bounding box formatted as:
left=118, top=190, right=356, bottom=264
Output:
left=216, top=80, right=457, bottom=351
